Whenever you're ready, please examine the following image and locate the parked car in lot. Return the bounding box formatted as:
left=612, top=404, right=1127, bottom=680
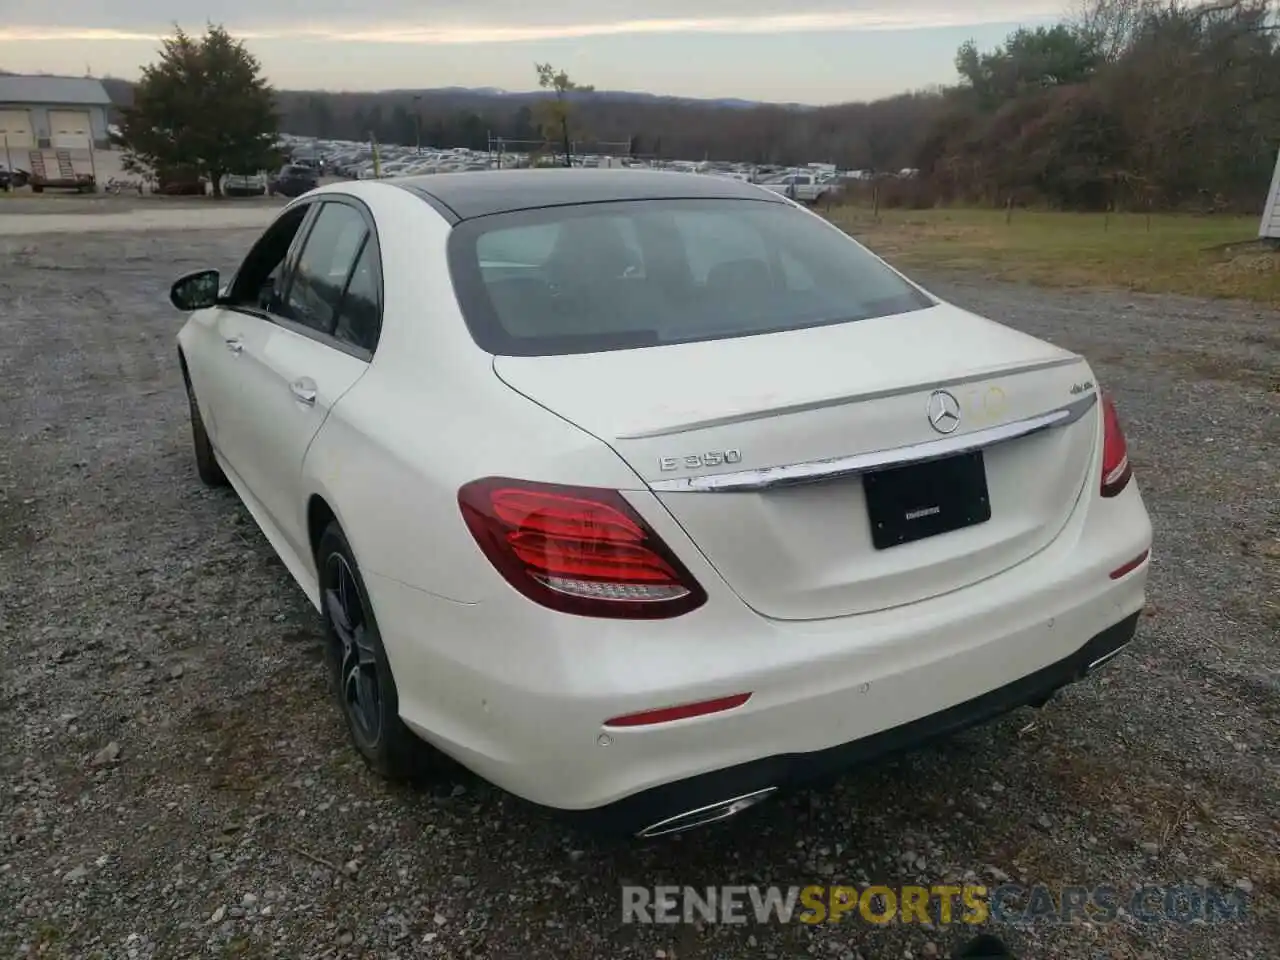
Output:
left=759, top=170, right=838, bottom=204
left=0, top=164, right=30, bottom=190
left=168, top=170, right=1152, bottom=838
left=222, top=172, right=268, bottom=197
left=156, top=166, right=207, bottom=196
left=269, top=164, right=319, bottom=198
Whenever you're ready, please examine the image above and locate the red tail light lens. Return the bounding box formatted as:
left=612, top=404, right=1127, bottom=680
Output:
left=604, top=692, right=753, bottom=728
left=458, top=478, right=707, bottom=619
left=1100, top=392, right=1133, bottom=498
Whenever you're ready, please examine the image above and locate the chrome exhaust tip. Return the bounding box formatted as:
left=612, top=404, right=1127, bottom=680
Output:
left=1086, top=641, right=1131, bottom=674
left=636, top=787, right=777, bottom=838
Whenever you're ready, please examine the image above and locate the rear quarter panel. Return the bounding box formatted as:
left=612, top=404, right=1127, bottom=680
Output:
left=298, top=182, right=646, bottom=603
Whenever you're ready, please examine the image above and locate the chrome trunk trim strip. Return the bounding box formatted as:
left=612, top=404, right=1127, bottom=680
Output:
left=648, top=392, right=1097, bottom=493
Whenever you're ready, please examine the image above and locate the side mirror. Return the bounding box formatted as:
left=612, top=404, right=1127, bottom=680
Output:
left=170, top=269, right=222, bottom=311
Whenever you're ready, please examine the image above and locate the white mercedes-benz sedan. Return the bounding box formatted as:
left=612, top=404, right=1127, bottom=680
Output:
left=170, top=170, right=1152, bottom=837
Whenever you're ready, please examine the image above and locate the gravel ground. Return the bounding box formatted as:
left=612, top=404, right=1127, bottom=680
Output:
left=0, top=199, right=279, bottom=236
left=1, top=225, right=1277, bottom=960
left=0, top=194, right=285, bottom=215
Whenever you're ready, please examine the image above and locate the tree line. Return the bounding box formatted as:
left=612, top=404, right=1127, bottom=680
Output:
left=262, top=0, right=1278, bottom=210
left=919, top=0, right=1280, bottom=211
left=104, top=0, right=1277, bottom=209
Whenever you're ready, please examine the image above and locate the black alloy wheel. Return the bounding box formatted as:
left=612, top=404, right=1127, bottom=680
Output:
left=325, top=549, right=383, bottom=748
left=316, top=522, right=427, bottom=779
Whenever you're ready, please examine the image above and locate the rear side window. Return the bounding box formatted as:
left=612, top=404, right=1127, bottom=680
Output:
left=448, top=198, right=932, bottom=356
left=333, top=237, right=382, bottom=353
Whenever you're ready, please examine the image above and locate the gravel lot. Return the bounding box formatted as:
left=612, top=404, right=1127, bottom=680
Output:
left=0, top=197, right=280, bottom=235
left=1, top=221, right=1277, bottom=960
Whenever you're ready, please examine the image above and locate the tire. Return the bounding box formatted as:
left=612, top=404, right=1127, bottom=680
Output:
left=184, top=373, right=227, bottom=487
left=316, top=522, right=429, bottom=780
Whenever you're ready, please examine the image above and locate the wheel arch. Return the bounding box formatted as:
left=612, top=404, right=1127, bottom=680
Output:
left=307, top=492, right=339, bottom=567
left=304, top=487, right=369, bottom=585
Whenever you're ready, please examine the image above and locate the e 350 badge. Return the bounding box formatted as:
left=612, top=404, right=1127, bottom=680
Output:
left=659, top=450, right=743, bottom=472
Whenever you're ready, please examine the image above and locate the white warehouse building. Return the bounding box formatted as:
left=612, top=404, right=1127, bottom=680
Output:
left=0, top=75, right=112, bottom=153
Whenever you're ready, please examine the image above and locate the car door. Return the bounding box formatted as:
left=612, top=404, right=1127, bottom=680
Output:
left=222, top=198, right=381, bottom=560
left=185, top=202, right=316, bottom=451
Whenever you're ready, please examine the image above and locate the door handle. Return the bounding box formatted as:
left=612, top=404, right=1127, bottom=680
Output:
left=290, top=377, right=317, bottom=405
left=224, top=337, right=243, bottom=354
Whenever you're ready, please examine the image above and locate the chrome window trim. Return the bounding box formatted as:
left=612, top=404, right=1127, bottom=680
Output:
left=648, top=392, right=1098, bottom=493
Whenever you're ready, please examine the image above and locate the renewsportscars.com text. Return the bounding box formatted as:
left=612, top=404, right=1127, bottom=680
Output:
left=622, top=884, right=1248, bottom=926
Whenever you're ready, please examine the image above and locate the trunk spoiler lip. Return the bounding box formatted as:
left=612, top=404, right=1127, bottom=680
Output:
left=649, top=390, right=1098, bottom=494
left=614, top=354, right=1084, bottom=441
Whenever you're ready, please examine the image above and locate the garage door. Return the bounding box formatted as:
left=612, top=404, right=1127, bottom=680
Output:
left=0, top=109, right=33, bottom=149
left=48, top=110, right=93, bottom=150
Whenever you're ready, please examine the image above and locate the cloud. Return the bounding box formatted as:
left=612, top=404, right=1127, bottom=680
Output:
left=0, top=0, right=1062, bottom=43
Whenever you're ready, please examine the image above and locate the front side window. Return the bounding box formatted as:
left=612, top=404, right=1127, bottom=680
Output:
left=448, top=198, right=933, bottom=357
left=227, top=204, right=311, bottom=312
left=284, top=202, right=369, bottom=335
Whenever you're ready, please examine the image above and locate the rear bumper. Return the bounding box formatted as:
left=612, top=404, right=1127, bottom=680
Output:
left=368, top=479, right=1152, bottom=829
left=567, top=610, right=1140, bottom=835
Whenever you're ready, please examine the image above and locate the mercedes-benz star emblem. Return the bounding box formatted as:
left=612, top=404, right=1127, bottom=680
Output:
left=926, top=389, right=962, bottom=435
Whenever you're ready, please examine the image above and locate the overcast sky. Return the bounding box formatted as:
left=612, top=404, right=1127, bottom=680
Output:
left=0, top=0, right=1061, bottom=103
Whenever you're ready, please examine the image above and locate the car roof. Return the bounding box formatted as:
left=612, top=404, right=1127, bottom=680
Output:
left=388, top=168, right=785, bottom=223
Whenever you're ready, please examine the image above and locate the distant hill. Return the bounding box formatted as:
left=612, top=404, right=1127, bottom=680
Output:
left=98, top=78, right=807, bottom=112
left=375, top=86, right=808, bottom=110
left=99, top=76, right=135, bottom=106
left=92, top=73, right=938, bottom=171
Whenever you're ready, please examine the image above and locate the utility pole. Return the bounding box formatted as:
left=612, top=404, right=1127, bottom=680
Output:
left=413, top=95, right=422, bottom=154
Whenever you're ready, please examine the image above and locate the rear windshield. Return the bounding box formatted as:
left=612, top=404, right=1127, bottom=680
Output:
left=447, top=198, right=933, bottom=357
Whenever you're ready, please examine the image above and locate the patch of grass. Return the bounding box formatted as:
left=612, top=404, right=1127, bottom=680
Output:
left=827, top=206, right=1280, bottom=305
left=1148, top=347, right=1277, bottom=390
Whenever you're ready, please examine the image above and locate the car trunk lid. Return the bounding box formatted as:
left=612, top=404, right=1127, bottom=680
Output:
left=493, top=303, right=1100, bottom=620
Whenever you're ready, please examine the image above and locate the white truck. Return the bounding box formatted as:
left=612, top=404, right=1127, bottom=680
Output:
left=757, top=169, right=838, bottom=205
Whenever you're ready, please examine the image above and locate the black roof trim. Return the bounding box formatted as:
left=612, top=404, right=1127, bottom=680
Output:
left=388, top=168, right=785, bottom=222
left=394, top=183, right=463, bottom=224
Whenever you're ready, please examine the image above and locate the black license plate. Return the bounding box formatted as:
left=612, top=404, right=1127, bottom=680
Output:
left=863, top=451, right=991, bottom=550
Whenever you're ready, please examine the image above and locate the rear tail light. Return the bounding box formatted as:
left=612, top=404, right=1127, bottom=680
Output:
left=458, top=478, right=707, bottom=619
left=1100, top=392, right=1133, bottom=498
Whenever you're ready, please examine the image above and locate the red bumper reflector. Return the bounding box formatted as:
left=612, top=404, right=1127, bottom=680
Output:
left=1109, top=549, right=1150, bottom=580
left=603, top=692, right=752, bottom=728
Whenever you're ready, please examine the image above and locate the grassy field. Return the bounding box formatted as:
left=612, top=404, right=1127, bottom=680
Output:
left=828, top=205, right=1280, bottom=306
